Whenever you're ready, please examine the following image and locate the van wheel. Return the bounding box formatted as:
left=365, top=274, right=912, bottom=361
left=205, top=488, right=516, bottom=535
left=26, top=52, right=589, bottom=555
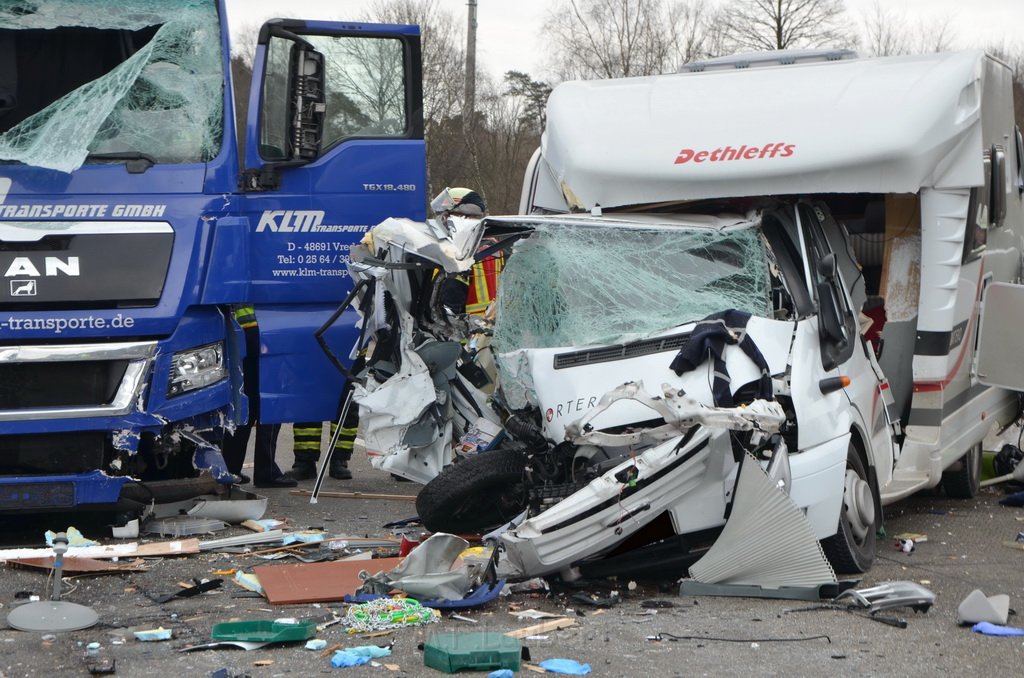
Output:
left=942, top=442, right=981, bottom=499
left=821, top=446, right=877, bottom=574
left=415, top=445, right=528, bottom=533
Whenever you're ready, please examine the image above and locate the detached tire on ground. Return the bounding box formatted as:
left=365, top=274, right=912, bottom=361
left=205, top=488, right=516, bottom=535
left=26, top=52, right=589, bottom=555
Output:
left=821, top=445, right=878, bottom=574
left=416, top=445, right=528, bottom=534
left=942, top=442, right=981, bottom=499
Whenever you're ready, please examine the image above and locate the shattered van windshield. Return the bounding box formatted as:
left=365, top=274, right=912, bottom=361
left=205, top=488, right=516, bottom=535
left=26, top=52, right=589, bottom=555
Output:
left=493, top=221, right=772, bottom=351
left=0, top=0, right=222, bottom=173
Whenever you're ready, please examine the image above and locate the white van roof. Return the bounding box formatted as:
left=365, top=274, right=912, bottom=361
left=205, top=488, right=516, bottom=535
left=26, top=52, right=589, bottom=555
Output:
left=542, top=49, right=990, bottom=209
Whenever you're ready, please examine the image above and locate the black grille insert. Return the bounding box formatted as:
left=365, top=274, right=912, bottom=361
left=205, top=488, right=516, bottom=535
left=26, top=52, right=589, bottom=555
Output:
left=0, top=360, right=129, bottom=409
left=553, top=332, right=691, bottom=369
left=0, top=432, right=106, bottom=475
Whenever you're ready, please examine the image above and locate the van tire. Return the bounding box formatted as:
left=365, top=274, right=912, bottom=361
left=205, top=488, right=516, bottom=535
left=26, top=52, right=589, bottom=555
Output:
left=942, top=442, right=981, bottom=499
left=415, top=445, right=528, bottom=533
left=821, top=445, right=877, bottom=574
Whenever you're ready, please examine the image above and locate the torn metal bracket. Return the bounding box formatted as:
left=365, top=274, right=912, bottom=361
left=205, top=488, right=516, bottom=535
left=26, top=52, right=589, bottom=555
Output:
left=565, top=381, right=786, bottom=446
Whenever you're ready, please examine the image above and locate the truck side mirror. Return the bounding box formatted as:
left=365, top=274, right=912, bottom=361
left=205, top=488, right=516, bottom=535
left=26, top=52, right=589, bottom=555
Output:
left=287, top=43, right=326, bottom=161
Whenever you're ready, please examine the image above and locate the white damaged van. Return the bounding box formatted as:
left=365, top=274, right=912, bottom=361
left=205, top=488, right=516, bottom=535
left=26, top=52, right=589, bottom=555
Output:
left=342, top=49, right=1024, bottom=578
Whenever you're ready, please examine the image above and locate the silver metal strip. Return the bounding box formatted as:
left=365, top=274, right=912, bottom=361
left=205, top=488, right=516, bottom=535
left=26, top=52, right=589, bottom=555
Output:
left=0, top=221, right=173, bottom=242
left=0, top=341, right=156, bottom=363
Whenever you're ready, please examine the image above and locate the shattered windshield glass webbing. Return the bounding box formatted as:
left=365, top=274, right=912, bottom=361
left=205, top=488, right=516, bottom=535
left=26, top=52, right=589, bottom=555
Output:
left=493, top=222, right=772, bottom=351
left=0, top=0, right=222, bottom=172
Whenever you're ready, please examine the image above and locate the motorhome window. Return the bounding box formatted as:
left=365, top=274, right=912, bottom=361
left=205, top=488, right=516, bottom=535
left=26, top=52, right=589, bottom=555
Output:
left=1016, top=126, right=1024, bottom=194
left=0, top=0, right=223, bottom=172
left=962, top=187, right=987, bottom=263
left=262, top=33, right=407, bottom=160
left=492, top=222, right=772, bottom=351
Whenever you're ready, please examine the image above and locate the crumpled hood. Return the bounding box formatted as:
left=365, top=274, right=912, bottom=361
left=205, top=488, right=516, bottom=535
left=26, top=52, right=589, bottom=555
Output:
left=500, top=316, right=795, bottom=442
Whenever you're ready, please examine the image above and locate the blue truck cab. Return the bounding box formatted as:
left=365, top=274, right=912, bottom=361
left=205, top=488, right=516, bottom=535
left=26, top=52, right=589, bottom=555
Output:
left=0, top=0, right=426, bottom=514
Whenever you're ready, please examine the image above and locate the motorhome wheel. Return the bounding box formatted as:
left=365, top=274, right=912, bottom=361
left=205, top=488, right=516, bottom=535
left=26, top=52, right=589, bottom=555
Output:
left=415, top=445, right=528, bottom=533
left=942, top=442, right=982, bottom=499
left=821, top=446, right=878, bottom=574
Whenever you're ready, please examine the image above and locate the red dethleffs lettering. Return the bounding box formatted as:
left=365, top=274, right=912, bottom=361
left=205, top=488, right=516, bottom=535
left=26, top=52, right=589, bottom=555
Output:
left=674, top=143, right=796, bottom=164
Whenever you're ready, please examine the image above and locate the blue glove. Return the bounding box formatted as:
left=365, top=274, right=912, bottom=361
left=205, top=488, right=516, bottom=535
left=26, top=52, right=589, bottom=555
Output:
left=539, top=658, right=592, bottom=674
left=972, top=621, right=1024, bottom=636
left=330, top=650, right=371, bottom=667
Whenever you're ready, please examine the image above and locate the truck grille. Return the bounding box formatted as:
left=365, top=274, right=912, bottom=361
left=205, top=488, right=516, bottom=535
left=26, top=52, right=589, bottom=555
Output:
left=553, top=331, right=690, bottom=369
left=0, top=341, right=155, bottom=420
left=0, top=361, right=128, bottom=409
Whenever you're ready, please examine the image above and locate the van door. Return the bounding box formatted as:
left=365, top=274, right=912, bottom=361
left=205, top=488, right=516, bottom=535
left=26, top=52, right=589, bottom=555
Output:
left=241, top=20, right=426, bottom=423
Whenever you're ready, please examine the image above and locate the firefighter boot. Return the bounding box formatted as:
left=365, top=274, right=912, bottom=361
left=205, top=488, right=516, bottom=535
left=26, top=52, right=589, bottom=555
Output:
left=288, top=460, right=317, bottom=481
left=329, top=458, right=352, bottom=480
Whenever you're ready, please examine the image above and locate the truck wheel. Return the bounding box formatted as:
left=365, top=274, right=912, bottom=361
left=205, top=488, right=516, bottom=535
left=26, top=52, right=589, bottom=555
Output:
left=415, top=446, right=528, bottom=533
left=821, top=446, right=877, bottom=574
left=942, top=442, right=981, bottom=499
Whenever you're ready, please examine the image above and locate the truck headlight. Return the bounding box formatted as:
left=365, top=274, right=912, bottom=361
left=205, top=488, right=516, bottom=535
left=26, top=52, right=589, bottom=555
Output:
left=168, top=342, right=226, bottom=396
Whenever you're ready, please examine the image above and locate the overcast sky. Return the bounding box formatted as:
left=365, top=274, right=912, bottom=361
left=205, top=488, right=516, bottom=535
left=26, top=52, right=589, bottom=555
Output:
left=225, top=0, right=1024, bottom=79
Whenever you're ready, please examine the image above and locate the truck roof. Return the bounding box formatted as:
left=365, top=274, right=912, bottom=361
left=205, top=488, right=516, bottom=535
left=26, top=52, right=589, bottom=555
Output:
left=542, top=49, right=993, bottom=209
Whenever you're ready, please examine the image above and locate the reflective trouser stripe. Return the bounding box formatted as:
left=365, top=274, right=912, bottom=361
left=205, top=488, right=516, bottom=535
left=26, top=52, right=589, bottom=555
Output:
left=293, top=422, right=322, bottom=462
left=293, top=425, right=322, bottom=450
left=335, top=424, right=357, bottom=451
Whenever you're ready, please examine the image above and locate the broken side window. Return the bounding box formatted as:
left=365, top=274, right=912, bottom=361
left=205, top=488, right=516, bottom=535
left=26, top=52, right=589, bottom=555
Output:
left=492, top=221, right=773, bottom=352
left=0, top=0, right=222, bottom=173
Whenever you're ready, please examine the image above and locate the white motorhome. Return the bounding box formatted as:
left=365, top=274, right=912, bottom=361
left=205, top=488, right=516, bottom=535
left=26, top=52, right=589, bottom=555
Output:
left=345, top=49, right=1024, bottom=578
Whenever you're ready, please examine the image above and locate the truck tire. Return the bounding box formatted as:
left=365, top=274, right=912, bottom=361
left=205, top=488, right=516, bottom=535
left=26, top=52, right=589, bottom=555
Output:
left=416, top=446, right=528, bottom=534
left=821, top=445, right=877, bottom=574
left=942, top=442, right=981, bottom=499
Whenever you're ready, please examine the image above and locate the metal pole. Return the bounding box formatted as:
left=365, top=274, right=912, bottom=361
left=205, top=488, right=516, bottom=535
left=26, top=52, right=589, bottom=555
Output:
left=465, top=0, right=477, bottom=116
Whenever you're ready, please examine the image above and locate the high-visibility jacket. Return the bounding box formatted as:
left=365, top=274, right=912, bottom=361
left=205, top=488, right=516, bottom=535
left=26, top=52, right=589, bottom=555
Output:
left=465, top=254, right=503, bottom=315
left=233, top=305, right=257, bottom=329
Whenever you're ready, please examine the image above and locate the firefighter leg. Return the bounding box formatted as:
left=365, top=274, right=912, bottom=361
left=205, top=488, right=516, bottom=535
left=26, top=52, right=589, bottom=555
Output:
left=289, top=422, right=322, bottom=480
left=329, top=383, right=359, bottom=480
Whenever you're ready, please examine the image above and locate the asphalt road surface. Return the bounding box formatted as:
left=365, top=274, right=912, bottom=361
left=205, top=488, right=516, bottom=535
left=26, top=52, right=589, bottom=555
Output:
left=2, top=428, right=1024, bottom=677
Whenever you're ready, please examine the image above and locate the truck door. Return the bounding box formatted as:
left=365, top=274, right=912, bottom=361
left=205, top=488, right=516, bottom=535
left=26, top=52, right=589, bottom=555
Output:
left=241, top=20, right=426, bottom=423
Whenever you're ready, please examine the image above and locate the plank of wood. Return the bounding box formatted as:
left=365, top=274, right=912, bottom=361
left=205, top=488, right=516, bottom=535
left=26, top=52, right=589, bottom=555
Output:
left=0, top=538, right=200, bottom=561
left=504, top=618, right=577, bottom=639
left=5, top=556, right=149, bottom=574
left=290, top=489, right=418, bottom=502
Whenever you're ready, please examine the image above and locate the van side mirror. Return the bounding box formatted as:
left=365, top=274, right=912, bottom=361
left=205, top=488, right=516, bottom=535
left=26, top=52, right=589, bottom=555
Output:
left=287, top=43, right=326, bottom=161
left=818, top=252, right=838, bottom=282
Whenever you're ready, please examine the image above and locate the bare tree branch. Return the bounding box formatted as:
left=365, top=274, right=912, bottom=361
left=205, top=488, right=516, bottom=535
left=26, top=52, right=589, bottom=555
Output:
left=720, top=0, right=854, bottom=52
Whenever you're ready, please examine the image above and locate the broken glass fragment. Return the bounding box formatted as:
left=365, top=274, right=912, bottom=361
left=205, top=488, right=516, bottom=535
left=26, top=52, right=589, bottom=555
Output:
left=0, top=0, right=222, bottom=172
left=493, top=221, right=773, bottom=352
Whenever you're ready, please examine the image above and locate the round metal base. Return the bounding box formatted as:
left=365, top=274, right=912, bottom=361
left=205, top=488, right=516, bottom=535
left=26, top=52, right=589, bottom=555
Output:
left=6, top=601, right=99, bottom=632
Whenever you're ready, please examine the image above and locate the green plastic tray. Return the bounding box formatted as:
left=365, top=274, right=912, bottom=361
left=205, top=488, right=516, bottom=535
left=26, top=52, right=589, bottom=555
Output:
left=423, top=631, right=521, bottom=674
left=210, top=619, right=316, bottom=643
